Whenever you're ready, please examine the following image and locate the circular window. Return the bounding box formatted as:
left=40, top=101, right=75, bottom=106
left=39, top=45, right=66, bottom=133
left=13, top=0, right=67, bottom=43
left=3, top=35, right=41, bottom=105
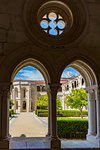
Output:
left=24, top=0, right=88, bottom=48
left=40, top=12, right=65, bottom=36
left=38, top=1, right=73, bottom=37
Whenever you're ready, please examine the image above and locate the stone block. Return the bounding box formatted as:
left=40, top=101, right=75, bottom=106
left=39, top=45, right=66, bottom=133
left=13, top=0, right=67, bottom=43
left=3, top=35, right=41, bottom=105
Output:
left=15, top=32, right=28, bottom=43
left=12, top=15, right=24, bottom=31
left=0, top=29, right=6, bottom=42
left=7, top=31, right=16, bottom=43
left=0, top=44, right=3, bottom=55
left=0, top=14, right=10, bottom=29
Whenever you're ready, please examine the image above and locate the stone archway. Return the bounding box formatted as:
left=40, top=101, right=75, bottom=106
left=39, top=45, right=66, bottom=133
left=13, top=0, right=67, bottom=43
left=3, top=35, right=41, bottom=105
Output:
left=0, top=58, right=51, bottom=149
left=11, top=58, right=50, bottom=84
left=60, top=59, right=100, bottom=146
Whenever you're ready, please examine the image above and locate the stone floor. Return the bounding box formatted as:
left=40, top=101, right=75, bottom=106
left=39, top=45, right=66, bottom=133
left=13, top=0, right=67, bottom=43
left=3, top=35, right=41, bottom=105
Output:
left=9, top=112, right=98, bottom=149
left=9, top=112, right=48, bottom=137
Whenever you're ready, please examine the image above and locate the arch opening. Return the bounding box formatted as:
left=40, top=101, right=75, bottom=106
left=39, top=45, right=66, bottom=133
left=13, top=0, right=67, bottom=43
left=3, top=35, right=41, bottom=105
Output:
left=57, top=60, right=98, bottom=148
left=11, top=58, right=50, bottom=84
left=9, top=58, right=50, bottom=149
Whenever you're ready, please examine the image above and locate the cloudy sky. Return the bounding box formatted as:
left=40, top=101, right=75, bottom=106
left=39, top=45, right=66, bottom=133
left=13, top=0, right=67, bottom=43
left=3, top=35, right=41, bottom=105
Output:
left=14, top=66, right=79, bottom=80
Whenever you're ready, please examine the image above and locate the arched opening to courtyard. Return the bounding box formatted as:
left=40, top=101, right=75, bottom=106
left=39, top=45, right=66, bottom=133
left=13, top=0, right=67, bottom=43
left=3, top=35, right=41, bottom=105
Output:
left=9, top=58, right=50, bottom=149
left=57, top=60, right=99, bottom=148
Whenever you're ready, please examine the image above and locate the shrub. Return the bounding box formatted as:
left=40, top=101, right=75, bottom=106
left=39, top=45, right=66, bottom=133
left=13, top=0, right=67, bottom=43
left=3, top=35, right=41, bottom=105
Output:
left=35, top=109, right=48, bottom=117
left=57, top=110, right=88, bottom=117
left=9, top=109, right=15, bottom=116
left=35, top=109, right=88, bottom=117
left=57, top=118, right=88, bottom=138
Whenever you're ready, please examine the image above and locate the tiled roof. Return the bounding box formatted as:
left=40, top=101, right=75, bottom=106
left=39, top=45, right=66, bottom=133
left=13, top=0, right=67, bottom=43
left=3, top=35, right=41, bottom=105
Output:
left=14, top=80, right=68, bottom=84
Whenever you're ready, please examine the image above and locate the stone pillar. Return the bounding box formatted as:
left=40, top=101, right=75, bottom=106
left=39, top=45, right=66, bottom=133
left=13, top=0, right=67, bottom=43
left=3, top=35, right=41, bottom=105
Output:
left=29, top=85, right=31, bottom=112
left=34, top=85, right=37, bottom=111
left=48, top=83, right=61, bottom=148
left=95, top=88, right=100, bottom=138
left=18, top=84, right=21, bottom=112
left=87, top=89, right=96, bottom=136
left=27, top=87, right=30, bottom=112
left=62, top=93, right=65, bottom=110
left=0, top=82, right=11, bottom=149
left=46, top=85, right=51, bottom=138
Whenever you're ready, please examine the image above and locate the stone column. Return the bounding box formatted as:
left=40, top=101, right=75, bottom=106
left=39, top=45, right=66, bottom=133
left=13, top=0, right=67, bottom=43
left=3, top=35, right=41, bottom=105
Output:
left=48, top=83, right=61, bottom=148
left=95, top=88, right=100, bottom=138
left=87, top=89, right=96, bottom=136
left=27, top=87, right=30, bottom=112
left=46, top=85, right=51, bottom=138
left=29, top=85, right=31, bottom=112
left=0, top=82, right=12, bottom=149
left=62, top=85, right=65, bottom=110
left=34, top=85, right=37, bottom=111
left=18, top=84, right=21, bottom=112
left=62, top=93, right=65, bottom=110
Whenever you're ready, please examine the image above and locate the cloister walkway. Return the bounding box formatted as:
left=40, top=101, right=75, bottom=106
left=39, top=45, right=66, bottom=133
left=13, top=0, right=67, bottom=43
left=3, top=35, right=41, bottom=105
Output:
left=9, top=112, right=48, bottom=137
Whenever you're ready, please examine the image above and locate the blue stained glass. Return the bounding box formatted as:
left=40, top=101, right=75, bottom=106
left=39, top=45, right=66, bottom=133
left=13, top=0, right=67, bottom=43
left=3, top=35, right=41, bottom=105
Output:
left=40, top=21, right=48, bottom=29
left=49, top=21, right=56, bottom=29
left=57, top=22, right=64, bottom=29
left=49, top=17, right=56, bottom=21
left=49, top=29, right=57, bottom=35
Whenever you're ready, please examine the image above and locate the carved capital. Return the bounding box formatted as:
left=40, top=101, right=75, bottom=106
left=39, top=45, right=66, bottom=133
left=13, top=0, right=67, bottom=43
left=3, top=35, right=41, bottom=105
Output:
left=0, top=82, right=12, bottom=95
left=46, top=83, right=61, bottom=95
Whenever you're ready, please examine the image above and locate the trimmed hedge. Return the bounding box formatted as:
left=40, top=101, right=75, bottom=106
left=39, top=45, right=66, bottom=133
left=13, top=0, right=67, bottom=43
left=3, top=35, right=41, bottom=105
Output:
left=35, top=109, right=88, bottom=117
left=35, top=109, right=48, bottom=117
left=57, top=118, right=88, bottom=139
left=9, top=109, right=15, bottom=116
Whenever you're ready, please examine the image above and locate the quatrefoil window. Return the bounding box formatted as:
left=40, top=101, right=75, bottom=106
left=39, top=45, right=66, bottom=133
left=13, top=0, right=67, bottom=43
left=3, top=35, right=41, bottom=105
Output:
left=40, top=12, right=65, bottom=36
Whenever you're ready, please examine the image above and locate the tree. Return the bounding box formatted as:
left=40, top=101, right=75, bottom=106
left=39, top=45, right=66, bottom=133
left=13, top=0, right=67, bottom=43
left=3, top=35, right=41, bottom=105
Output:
left=36, top=95, right=48, bottom=109
left=36, top=94, right=62, bottom=110
left=56, top=97, right=62, bottom=110
left=64, top=88, right=88, bottom=118
left=9, top=99, right=14, bottom=109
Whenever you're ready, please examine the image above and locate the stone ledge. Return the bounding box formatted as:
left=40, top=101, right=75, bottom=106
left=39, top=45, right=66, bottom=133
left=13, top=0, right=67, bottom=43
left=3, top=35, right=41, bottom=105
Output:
left=87, top=134, right=100, bottom=147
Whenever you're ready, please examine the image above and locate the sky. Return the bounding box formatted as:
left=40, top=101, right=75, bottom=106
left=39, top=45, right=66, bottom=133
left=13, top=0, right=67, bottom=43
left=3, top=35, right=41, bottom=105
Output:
left=14, top=66, right=79, bottom=80
left=40, top=16, right=64, bottom=35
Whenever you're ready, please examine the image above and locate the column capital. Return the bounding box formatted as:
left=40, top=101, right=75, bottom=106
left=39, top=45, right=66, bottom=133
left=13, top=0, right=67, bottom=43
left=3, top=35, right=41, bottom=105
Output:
left=85, top=85, right=97, bottom=93
left=46, top=83, right=61, bottom=94
left=0, top=82, right=12, bottom=94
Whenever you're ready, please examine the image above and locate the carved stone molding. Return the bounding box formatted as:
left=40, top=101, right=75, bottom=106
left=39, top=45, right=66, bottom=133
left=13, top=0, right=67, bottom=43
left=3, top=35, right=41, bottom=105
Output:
left=85, top=85, right=97, bottom=93
left=46, top=83, right=61, bottom=95
left=0, top=82, right=12, bottom=96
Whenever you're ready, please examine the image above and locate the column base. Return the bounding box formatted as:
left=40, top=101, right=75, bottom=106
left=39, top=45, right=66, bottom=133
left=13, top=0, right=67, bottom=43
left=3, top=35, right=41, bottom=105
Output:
left=87, top=134, right=100, bottom=147
left=0, top=138, right=9, bottom=149
left=46, top=133, right=51, bottom=138
left=50, top=137, right=61, bottom=148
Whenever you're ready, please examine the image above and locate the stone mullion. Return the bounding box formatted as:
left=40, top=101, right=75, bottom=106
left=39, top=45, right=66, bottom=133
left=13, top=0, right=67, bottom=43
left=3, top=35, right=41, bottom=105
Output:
left=46, top=89, right=51, bottom=138
left=0, top=82, right=12, bottom=149
left=0, top=90, right=2, bottom=139
left=48, top=83, right=61, bottom=148
left=95, top=88, right=100, bottom=138
left=87, top=89, right=96, bottom=136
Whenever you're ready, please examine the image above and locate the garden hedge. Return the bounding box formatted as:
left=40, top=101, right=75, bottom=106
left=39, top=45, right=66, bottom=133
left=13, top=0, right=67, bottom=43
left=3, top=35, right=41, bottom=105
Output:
left=35, top=109, right=88, bottom=117
left=57, top=118, right=88, bottom=139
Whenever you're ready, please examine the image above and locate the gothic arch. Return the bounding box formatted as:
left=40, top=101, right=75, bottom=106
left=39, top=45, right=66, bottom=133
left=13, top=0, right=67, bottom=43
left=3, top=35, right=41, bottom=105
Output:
left=67, top=60, right=98, bottom=87
left=59, top=58, right=98, bottom=88
left=60, top=59, right=99, bottom=146
left=11, top=58, right=50, bottom=84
